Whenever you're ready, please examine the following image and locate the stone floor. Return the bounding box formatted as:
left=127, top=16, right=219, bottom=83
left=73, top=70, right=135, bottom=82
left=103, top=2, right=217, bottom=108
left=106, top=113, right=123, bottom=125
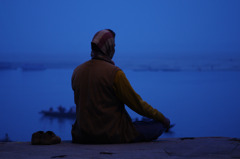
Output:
left=0, top=137, right=240, bottom=159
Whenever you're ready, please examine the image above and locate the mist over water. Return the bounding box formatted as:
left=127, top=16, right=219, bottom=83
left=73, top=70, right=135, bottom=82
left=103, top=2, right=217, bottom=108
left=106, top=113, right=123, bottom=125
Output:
left=0, top=60, right=240, bottom=141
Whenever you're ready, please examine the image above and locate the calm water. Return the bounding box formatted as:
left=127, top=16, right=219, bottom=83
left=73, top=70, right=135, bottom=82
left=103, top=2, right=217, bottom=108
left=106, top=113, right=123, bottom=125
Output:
left=0, top=68, right=240, bottom=141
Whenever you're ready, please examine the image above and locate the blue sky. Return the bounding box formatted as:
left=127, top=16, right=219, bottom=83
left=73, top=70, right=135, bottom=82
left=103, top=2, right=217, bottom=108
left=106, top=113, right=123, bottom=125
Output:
left=0, top=0, right=240, bottom=63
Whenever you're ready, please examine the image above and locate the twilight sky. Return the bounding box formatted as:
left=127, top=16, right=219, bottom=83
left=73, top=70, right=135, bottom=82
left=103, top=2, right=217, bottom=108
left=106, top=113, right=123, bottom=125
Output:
left=0, top=0, right=240, bottom=63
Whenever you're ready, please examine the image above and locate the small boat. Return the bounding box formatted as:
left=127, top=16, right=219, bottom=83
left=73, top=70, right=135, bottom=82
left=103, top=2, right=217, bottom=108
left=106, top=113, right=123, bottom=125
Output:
left=40, top=111, right=76, bottom=119
left=40, top=106, right=76, bottom=119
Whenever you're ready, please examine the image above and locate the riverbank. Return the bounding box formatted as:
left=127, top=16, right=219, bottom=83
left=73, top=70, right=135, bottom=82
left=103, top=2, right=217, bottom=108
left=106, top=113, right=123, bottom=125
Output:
left=0, top=137, right=239, bottom=159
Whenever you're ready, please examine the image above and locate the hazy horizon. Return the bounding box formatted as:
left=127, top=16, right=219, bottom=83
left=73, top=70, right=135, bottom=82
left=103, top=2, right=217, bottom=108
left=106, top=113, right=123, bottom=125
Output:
left=1, top=0, right=240, bottom=64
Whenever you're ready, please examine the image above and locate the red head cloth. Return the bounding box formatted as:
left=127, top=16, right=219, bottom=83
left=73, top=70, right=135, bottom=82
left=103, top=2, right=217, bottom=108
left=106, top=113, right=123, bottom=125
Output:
left=91, top=29, right=115, bottom=60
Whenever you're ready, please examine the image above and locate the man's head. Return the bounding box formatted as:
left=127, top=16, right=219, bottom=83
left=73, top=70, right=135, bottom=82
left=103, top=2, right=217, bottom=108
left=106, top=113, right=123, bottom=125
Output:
left=91, top=29, right=116, bottom=59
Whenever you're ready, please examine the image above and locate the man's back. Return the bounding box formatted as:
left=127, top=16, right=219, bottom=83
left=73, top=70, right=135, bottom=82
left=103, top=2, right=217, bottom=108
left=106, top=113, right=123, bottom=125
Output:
left=71, top=59, right=138, bottom=144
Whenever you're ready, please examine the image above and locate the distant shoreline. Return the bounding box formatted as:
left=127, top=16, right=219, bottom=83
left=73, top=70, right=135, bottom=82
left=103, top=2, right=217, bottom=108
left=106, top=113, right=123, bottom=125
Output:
left=1, top=58, right=240, bottom=72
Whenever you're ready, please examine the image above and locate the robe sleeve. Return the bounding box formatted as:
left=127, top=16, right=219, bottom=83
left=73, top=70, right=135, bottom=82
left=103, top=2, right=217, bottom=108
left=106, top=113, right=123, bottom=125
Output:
left=113, top=70, right=166, bottom=123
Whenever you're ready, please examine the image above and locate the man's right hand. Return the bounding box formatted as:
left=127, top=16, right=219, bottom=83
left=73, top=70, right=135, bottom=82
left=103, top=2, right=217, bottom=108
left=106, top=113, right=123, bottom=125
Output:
left=163, top=117, right=170, bottom=128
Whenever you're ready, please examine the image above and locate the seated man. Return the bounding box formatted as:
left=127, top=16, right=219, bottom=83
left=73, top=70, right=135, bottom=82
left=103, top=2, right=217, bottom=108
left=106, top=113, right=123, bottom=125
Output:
left=71, top=29, right=170, bottom=144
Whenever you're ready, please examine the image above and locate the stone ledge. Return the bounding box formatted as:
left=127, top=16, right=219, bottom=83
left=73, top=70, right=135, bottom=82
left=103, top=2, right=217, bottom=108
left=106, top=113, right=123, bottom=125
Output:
left=0, top=137, right=239, bottom=159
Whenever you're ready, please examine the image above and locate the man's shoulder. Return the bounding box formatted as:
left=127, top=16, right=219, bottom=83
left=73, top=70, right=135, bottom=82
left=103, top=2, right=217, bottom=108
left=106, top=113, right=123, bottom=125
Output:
left=73, top=59, right=121, bottom=73
left=72, top=60, right=90, bottom=75
left=93, top=59, right=121, bottom=70
left=74, top=60, right=91, bottom=69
